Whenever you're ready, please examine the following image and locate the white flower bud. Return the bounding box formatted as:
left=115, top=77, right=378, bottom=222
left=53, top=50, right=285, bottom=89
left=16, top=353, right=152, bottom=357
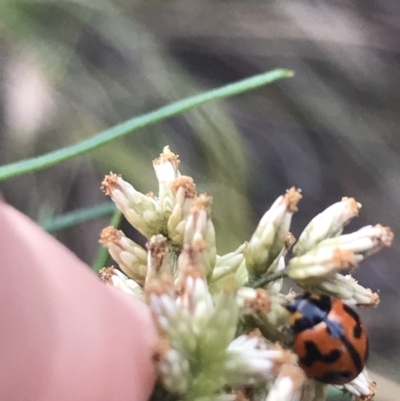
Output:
left=153, top=337, right=191, bottom=394
left=101, top=173, right=162, bottom=237
left=146, top=276, right=198, bottom=353
left=177, top=267, right=215, bottom=331
left=313, top=224, right=393, bottom=260
left=183, top=194, right=216, bottom=278
left=226, top=332, right=296, bottom=385
left=99, top=226, right=148, bottom=285
left=246, top=188, right=302, bottom=277
left=299, top=274, right=380, bottom=307
left=211, top=243, right=247, bottom=283
left=99, top=266, right=144, bottom=299
left=293, top=197, right=361, bottom=256
left=288, top=248, right=357, bottom=283
left=153, top=146, right=181, bottom=216
left=236, top=287, right=271, bottom=315
left=257, top=293, right=292, bottom=343
left=167, top=176, right=196, bottom=245
left=145, top=235, right=171, bottom=284
left=335, top=370, right=376, bottom=401
left=266, top=364, right=305, bottom=401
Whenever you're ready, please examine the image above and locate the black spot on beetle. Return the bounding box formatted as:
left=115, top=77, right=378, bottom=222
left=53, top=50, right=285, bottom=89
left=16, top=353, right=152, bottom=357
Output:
left=292, top=317, right=315, bottom=334
left=310, top=294, right=332, bottom=312
left=286, top=303, right=298, bottom=313
left=342, top=304, right=363, bottom=339
left=300, top=341, right=341, bottom=367
left=340, top=335, right=363, bottom=374
left=353, top=324, right=362, bottom=339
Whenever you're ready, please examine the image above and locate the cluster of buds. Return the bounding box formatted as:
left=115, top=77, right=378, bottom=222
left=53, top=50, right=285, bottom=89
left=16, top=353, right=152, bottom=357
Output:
left=98, top=146, right=393, bottom=401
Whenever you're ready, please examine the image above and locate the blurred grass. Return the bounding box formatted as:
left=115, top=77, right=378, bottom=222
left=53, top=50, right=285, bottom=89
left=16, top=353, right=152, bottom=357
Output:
left=39, top=201, right=116, bottom=232
left=0, top=0, right=256, bottom=254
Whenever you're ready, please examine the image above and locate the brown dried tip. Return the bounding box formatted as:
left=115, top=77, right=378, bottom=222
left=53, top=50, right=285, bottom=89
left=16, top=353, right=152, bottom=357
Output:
left=181, top=243, right=203, bottom=268
left=177, top=243, right=206, bottom=282
left=145, top=275, right=175, bottom=298
left=342, top=197, right=362, bottom=215
left=146, top=235, right=168, bottom=262
left=358, top=291, right=381, bottom=309
left=192, top=194, right=212, bottom=214
left=278, top=364, right=307, bottom=392
left=192, top=238, right=207, bottom=252
left=176, top=266, right=206, bottom=297
left=99, top=226, right=122, bottom=245
left=234, top=389, right=251, bottom=401
left=171, top=176, right=196, bottom=198
left=333, top=249, right=357, bottom=269
left=247, top=328, right=263, bottom=339
left=356, top=381, right=376, bottom=401
left=284, top=187, right=302, bottom=212
left=100, top=172, right=121, bottom=196
left=183, top=265, right=206, bottom=280
left=285, top=232, right=296, bottom=250
left=221, top=276, right=240, bottom=293
left=245, top=329, right=270, bottom=349
left=153, top=145, right=180, bottom=167
left=99, top=266, right=115, bottom=283
left=152, top=336, right=171, bottom=363
left=244, top=289, right=272, bottom=314
left=270, top=347, right=298, bottom=376
left=375, top=224, right=394, bottom=248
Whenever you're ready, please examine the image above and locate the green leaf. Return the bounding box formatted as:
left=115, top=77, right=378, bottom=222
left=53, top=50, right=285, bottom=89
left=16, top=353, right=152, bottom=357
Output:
left=0, top=69, right=293, bottom=181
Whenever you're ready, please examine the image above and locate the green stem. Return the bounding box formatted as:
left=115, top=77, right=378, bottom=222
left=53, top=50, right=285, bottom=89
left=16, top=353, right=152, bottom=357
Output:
left=248, top=269, right=289, bottom=288
left=40, top=202, right=116, bottom=233
left=0, top=69, right=293, bottom=181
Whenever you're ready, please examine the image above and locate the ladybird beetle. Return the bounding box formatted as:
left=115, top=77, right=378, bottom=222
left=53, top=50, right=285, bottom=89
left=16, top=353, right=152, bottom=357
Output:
left=286, top=292, right=368, bottom=384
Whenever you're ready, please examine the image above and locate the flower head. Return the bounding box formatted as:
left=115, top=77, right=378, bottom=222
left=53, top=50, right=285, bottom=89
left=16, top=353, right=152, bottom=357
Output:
left=293, top=197, right=361, bottom=256
left=101, top=173, right=162, bottom=237
left=99, top=266, right=144, bottom=299
left=300, top=274, right=380, bottom=307
left=288, top=248, right=357, bottom=283
left=246, top=188, right=302, bottom=277
left=97, top=146, right=393, bottom=401
left=335, top=370, right=376, bottom=401
left=146, top=234, right=171, bottom=284
left=99, top=226, right=147, bottom=285
left=168, top=176, right=197, bottom=245
left=182, top=194, right=216, bottom=278
left=266, top=364, right=306, bottom=401
left=153, top=146, right=181, bottom=216
left=225, top=331, right=302, bottom=388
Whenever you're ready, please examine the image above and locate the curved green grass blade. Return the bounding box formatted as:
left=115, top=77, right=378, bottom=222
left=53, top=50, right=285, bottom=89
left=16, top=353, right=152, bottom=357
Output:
left=40, top=202, right=116, bottom=233
left=0, top=69, right=293, bottom=181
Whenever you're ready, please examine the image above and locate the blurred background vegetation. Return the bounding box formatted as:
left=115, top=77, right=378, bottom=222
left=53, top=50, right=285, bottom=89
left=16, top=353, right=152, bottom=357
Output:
left=0, top=1, right=399, bottom=398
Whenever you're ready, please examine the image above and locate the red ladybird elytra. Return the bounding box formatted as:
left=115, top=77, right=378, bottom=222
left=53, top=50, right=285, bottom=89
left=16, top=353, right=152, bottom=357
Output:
left=286, top=292, right=368, bottom=385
